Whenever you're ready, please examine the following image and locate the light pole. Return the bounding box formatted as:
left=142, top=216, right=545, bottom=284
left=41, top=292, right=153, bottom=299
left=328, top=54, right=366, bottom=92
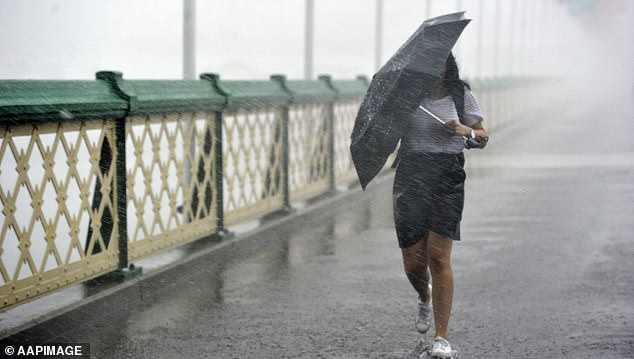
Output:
left=183, top=0, right=196, bottom=80
left=476, top=0, right=484, bottom=77
left=375, top=0, right=383, bottom=71
left=493, top=0, right=501, bottom=78
left=508, top=0, right=517, bottom=77
left=455, top=0, right=464, bottom=60
left=304, top=0, right=315, bottom=79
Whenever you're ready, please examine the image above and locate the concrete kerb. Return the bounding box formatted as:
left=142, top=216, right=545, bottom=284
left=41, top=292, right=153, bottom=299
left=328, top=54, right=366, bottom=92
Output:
left=0, top=171, right=394, bottom=340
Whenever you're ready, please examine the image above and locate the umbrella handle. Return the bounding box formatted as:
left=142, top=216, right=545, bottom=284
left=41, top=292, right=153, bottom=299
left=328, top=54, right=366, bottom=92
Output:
left=464, top=137, right=479, bottom=149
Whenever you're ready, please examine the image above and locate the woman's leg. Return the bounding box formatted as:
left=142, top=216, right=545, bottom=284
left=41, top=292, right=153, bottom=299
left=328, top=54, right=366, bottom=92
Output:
left=427, top=231, right=454, bottom=340
left=401, top=238, right=431, bottom=302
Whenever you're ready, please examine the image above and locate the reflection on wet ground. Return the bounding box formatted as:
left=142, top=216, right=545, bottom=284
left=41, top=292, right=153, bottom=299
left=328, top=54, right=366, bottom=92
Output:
left=3, top=152, right=633, bottom=357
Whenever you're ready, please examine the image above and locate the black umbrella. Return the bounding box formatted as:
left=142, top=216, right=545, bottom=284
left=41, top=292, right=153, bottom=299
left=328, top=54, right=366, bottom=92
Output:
left=350, top=12, right=471, bottom=189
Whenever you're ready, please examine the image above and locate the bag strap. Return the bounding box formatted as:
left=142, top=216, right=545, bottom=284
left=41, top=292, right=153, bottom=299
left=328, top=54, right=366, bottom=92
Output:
left=451, top=85, right=466, bottom=124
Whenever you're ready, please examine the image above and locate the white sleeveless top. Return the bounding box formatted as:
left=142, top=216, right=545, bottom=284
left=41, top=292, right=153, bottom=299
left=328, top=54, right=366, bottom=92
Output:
left=401, top=88, right=483, bottom=154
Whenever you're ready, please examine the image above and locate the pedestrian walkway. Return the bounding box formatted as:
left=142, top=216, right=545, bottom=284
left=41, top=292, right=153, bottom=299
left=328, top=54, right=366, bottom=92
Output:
left=1, top=87, right=633, bottom=358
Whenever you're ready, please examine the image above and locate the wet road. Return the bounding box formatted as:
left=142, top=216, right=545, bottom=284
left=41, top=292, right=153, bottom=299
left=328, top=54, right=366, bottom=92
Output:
left=2, top=84, right=634, bottom=358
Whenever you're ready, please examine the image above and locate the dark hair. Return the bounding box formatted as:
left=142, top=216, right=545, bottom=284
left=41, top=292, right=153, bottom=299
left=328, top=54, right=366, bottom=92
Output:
left=442, top=52, right=470, bottom=99
left=441, top=52, right=471, bottom=121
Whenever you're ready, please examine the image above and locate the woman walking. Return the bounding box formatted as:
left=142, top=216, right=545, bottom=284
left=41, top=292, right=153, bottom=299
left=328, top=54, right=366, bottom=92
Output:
left=393, top=52, right=487, bottom=357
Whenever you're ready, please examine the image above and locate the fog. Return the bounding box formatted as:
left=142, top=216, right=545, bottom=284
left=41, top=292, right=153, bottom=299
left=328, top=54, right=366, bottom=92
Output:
left=1, top=0, right=631, bottom=86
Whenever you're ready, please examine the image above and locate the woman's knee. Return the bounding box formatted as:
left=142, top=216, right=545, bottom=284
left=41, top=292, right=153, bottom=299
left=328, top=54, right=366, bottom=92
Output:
left=427, top=233, right=453, bottom=274
left=428, top=253, right=451, bottom=275
left=403, top=257, right=427, bottom=277
left=401, top=241, right=428, bottom=275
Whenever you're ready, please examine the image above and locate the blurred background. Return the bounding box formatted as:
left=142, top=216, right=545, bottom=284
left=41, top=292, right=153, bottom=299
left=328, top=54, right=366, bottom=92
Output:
left=1, top=0, right=632, bottom=87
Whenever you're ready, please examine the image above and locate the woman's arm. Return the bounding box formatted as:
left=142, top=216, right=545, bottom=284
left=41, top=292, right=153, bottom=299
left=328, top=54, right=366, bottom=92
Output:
left=443, top=120, right=487, bottom=138
left=444, top=120, right=489, bottom=148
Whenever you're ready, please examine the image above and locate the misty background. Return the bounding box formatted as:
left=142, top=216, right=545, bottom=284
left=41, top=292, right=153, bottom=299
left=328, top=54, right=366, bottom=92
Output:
left=1, top=0, right=632, bottom=88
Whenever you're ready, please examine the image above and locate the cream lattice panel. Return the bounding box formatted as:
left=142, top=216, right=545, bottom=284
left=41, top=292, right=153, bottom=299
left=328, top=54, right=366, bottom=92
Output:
left=126, top=113, right=218, bottom=261
left=0, top=120, right=119, bottom=309
left=223, top=108, right=284, bottom=226
left=288, top=104, right=331, bottom=202
left=333, top=100, right=361, bottom=186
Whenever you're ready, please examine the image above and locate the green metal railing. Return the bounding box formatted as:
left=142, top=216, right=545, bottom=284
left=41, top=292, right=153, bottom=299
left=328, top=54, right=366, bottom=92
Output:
left=0, top=72, right=367, bottom=309
left=0, top=72, right=541, bottom=310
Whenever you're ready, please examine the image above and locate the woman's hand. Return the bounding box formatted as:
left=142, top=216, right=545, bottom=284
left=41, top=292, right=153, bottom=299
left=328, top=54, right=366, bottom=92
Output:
left=444, top=120, right=489, bottom=149
left=443, top=120, right=471, bottom=136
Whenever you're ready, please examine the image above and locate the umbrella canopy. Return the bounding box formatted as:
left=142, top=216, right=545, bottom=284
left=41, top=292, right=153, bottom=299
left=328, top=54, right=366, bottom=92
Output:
left=350, top=12, right=471, bottom=189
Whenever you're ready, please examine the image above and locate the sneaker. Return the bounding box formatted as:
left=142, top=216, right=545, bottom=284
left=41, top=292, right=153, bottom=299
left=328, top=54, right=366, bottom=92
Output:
left=416, top=296, right=432, bottom=333
left=430, top=336, right=452, bottom=358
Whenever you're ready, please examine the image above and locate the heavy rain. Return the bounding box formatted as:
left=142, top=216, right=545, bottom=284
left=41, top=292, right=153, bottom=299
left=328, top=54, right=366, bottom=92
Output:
left=0, top=0, right=633, bottom=358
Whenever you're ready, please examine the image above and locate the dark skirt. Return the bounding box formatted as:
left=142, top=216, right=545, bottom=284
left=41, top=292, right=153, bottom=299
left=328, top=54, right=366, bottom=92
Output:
left=393, top=152, right=466, bottom=248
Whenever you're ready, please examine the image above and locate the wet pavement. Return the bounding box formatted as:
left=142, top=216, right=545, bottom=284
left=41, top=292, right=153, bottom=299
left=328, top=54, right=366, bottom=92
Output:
left=1, top=84, right=633, bottom=358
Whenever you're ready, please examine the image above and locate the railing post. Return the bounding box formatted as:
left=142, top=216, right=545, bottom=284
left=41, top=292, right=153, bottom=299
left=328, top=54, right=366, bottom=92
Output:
left=212, top=109, right=232, bottom=239
left=318, top=75, right=337, bottom=193
left=200, top=73, right=233, bottom=240
left=114, top=117, right=130, bottom=271
left=270, top=75, right=294, bottom=212
left=95, top=71, right=142, bottom=278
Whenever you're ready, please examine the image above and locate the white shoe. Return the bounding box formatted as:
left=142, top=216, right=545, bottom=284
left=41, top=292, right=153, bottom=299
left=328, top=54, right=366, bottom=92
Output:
left=430, top=336, right=452, bottom=358
left=416, top=296, right=432, bottom=333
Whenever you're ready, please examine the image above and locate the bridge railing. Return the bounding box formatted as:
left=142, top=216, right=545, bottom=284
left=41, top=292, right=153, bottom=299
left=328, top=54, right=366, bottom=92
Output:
left=0, top=73, right=540, bottom=310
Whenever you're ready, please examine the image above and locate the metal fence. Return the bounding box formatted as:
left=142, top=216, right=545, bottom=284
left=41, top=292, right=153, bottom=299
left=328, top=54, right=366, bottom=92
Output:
left=0, top=72, right=537, bottom=310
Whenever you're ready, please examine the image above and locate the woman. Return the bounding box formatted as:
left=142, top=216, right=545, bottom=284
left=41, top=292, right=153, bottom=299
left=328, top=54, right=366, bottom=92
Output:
left=393, top=52, right=487, bottom=358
